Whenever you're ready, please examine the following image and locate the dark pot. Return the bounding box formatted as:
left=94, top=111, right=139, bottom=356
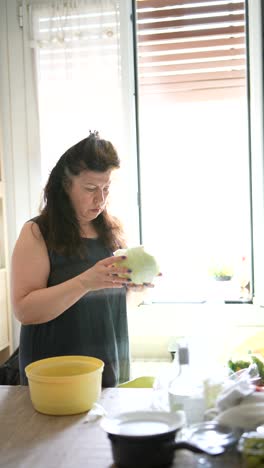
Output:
left=101, top=412, right=239, bottom=468
left=107, top=431, right=227, bottom=468
left=108, top=430, right=177, bottom=468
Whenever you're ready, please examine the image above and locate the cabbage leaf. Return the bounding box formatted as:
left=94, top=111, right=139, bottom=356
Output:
left=113, top=246, right=159, bottom=285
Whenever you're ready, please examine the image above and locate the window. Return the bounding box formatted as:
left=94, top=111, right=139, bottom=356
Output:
left=134, top=0, right=251, bottom=303
left=29, top=0, right=252, bottom=304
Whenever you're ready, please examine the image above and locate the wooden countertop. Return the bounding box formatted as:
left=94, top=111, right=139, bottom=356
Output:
left=0, top=386, right=242, bottom=468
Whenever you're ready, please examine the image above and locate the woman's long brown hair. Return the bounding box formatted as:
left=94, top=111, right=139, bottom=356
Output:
left=37, top=132, right=126, bottom=256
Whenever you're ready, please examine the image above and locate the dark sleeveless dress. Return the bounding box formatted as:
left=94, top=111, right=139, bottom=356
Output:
left=19, top=221, right=130, bottom=387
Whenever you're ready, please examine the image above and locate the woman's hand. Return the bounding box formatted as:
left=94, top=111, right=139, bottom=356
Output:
left=125, top=282, right=154, bottom=292
left=79, top=255, right=132, bottom=291
left=126, top=272, right=162, bottom=292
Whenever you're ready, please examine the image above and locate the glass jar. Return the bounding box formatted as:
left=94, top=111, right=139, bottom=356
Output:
left=238, top=431, right=264, bottom=467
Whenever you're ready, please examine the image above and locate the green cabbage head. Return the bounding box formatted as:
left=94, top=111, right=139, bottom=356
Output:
left=113, top=246, right=159, bottom=285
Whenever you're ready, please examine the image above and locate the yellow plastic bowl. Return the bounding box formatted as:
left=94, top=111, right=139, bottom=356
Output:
left=25, top=355, right=104, bottom=416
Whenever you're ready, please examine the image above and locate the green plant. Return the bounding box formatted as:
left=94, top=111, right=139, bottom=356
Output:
left=209, top=263, right=234, bottom=280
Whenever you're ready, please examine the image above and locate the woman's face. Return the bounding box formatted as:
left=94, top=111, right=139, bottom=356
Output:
left=67, top=169, right=113, bottom=225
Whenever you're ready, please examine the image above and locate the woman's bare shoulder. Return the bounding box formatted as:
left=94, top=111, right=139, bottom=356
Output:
left=13, top=220, right=47, bottom=256
left=11, top=220, right=50, bottom=281
left=19, top=220, right=44, bottom=241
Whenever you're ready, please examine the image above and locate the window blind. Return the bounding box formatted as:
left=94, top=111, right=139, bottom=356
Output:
left=135, top=0, right=246, bottom=98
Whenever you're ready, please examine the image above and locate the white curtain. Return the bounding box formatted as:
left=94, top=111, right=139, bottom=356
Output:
left=28, top=0, right=139, bottom=243
left=29, top=0, right=123, bottom=181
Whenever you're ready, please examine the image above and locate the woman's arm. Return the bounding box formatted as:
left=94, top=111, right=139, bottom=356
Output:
left=11, top=222, right=130, bottom=325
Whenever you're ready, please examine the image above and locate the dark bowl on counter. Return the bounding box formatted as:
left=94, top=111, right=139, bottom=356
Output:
left=101, top=411, right=184, bottom=468
left=108, top=429, right=178, bottom=468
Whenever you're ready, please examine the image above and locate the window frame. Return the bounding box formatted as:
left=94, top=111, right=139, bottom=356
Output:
left=246, top=0, right=264, bottom=306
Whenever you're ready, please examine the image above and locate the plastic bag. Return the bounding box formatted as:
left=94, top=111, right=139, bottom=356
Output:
left=215, top=364, right=257, bottom=412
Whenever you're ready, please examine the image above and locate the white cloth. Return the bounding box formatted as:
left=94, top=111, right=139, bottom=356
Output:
left=84, top=403, right=107, bottom=423
left=216, top=403, right=264, bottom=431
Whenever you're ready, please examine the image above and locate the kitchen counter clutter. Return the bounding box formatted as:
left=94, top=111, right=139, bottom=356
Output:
left=0, top=385, right=243, bottom=468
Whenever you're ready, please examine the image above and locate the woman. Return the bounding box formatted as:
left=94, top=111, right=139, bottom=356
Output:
left=11, top=131, right=148, bottom=387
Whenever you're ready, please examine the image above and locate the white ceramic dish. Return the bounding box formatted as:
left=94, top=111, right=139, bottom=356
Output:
left=100, top=410, right=185, bottom=437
